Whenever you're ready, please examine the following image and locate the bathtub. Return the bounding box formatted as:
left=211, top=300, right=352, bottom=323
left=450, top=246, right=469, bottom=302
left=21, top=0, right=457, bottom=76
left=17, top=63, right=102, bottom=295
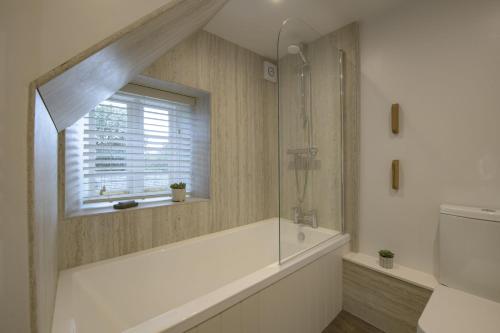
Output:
left=52, top=218, right=350, bottom=333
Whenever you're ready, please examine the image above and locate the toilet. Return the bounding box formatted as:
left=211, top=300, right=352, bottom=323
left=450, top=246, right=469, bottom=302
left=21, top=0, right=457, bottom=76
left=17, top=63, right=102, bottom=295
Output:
left=417, top=205, right=500, bottom=333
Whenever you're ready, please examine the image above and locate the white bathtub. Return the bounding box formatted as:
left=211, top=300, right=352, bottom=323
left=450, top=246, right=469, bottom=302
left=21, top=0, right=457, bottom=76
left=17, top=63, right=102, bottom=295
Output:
left=52, top=218, right=350, bottom=333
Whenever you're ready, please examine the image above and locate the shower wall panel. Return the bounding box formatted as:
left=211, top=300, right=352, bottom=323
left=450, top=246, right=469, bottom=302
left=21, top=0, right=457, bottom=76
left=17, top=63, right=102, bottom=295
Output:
left=279, top=23, right=359, bottom=238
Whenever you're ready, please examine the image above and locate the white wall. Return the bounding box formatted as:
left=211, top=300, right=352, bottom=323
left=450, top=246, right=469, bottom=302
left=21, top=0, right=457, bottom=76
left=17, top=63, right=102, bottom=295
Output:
left=359, top=0, right=500, bottom=274
left=38, top=0, right=172, bottom=75
left=0, top=1, right=172, bottom=331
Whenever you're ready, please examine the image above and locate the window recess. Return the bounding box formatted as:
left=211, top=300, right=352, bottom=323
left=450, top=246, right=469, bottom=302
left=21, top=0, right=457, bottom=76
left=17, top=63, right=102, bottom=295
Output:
left=63, top=82, right=210, bottom=216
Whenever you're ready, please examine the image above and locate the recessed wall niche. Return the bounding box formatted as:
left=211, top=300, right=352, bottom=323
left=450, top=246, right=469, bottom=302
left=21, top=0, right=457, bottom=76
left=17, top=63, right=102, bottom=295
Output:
left=61, top=76, right=211, bottom=217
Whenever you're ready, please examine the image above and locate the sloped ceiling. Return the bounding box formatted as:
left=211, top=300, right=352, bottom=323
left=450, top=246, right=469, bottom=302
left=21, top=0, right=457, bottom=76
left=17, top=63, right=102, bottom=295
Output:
left=37, top=0, right=228, bottom=132
left=205, top=0, right=404, bottom=59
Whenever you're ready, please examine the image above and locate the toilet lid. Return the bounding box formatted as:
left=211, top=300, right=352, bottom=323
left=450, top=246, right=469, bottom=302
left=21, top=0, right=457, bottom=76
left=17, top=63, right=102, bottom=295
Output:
left=418, top=285, right=500, bottom=333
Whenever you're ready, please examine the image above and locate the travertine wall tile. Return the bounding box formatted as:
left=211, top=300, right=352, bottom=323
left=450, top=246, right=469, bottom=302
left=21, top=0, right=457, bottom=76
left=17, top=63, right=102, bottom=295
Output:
left=343, top=260, right=432, bottom=333
left=278, top=23, right=359, bottom=241
left=151, top=201, right=211, bottom=246
left=29, top=91, right=59, bottom=333
left=60, top=209, right=153, bottom=268
left=59, top=30, right=278, bottom=269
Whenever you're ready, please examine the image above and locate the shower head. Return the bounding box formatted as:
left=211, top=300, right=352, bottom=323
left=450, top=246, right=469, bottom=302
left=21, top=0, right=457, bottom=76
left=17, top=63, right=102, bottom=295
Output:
left=287, top=44, right=301, bottom=54
left=287, top=44, right=308, bottom=65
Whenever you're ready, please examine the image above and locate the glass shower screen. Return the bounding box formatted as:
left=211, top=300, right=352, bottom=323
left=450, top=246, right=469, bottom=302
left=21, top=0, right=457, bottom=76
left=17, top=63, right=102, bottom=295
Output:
left=277, top=18, right=345, bottom=263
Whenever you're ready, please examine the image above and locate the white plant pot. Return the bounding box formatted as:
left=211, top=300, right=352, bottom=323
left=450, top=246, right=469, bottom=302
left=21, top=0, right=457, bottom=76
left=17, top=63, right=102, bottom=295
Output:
left=172, top=189, right=186, bottom=202
left=379, top=256, right=394, bottom=269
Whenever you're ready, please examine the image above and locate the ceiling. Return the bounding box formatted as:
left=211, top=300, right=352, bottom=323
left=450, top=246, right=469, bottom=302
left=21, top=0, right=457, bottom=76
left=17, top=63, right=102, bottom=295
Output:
left=205, top=0, right=403, bottom=59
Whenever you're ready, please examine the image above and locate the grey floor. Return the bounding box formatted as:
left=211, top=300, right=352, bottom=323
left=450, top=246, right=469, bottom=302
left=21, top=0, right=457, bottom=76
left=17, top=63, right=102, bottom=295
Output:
left=323, top=311, right=384, bottom=333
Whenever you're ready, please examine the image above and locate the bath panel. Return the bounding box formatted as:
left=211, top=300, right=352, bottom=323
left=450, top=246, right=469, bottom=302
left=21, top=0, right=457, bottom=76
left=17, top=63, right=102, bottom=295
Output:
left=187, top=241, right=349, bottom=333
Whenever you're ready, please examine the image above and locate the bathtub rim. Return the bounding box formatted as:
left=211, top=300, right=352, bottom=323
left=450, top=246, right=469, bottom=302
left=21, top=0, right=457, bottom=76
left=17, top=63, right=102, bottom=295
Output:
left=124, top=232, right=350, bottom=333
left=57, top=218, right=338, bottom=275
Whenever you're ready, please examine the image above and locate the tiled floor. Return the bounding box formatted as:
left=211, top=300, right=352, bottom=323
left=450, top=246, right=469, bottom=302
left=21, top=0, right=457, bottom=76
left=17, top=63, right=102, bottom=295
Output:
left=323, top=311, right=385, bottom=333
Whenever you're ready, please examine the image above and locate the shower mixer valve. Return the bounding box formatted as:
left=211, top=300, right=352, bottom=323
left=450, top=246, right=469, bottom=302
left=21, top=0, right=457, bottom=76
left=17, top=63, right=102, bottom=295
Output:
left=292, top=207, right=318, bottom=228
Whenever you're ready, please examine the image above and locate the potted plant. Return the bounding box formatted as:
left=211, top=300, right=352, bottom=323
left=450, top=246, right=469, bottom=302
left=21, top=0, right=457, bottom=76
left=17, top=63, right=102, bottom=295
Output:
left=170, top=182, right=186, bottom=202
left=378, top=249, right=394, bottom=269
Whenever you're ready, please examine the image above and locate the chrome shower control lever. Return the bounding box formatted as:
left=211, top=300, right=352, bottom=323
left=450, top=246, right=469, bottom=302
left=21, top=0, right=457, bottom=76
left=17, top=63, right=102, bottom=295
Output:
left=292, top=207, right=318, bottom=228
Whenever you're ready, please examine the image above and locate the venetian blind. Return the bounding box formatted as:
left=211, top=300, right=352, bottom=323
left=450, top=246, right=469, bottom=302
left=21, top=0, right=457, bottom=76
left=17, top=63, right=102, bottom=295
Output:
left=81, top=86, right=195, bottom=204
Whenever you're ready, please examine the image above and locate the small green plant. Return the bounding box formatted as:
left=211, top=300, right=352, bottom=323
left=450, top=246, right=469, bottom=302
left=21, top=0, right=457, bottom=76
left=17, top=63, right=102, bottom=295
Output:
left=378, top=249, right=394, bottom=258
left=170, top=182, right=186, bottom=190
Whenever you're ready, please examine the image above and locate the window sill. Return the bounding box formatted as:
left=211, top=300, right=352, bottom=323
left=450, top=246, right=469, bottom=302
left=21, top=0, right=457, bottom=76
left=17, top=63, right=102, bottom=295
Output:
left=65, top=197, right=209, bottom=219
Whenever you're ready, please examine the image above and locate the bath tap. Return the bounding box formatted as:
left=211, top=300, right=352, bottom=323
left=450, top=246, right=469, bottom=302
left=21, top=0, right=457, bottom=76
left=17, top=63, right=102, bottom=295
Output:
left=292, top=207, right=318, bottom=228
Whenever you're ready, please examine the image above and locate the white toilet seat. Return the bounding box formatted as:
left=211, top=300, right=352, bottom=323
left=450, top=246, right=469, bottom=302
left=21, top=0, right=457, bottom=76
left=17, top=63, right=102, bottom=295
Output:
left=417, top=285, right=500, bottom=333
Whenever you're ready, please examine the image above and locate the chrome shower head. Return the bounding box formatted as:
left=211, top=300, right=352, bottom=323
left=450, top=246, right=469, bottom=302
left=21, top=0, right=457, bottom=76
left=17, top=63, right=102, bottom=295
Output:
left=287, top=44, right=301, bottom=54
left=287, top=44, right=308, bottom=65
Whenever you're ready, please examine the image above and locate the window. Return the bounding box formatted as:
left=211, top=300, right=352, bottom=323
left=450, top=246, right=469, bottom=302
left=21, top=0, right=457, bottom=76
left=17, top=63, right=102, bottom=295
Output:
left=80, top=85, right=195, bottom=204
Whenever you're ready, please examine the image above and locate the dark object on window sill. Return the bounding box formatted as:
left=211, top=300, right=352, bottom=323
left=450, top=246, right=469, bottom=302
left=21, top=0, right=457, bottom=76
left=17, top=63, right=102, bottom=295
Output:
left=113, top=201, right=139, bottom=210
